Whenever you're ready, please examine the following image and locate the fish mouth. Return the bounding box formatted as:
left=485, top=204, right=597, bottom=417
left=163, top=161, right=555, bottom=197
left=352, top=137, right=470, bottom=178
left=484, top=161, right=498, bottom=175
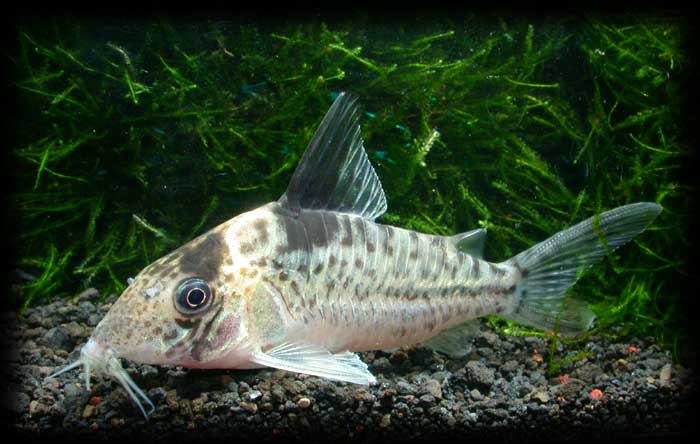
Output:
left=45, top=338, right=155, bottom=419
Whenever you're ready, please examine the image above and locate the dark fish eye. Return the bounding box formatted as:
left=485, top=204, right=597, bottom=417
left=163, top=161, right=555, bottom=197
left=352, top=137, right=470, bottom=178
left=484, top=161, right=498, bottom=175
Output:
left=175, top=278, right=213, bottom=315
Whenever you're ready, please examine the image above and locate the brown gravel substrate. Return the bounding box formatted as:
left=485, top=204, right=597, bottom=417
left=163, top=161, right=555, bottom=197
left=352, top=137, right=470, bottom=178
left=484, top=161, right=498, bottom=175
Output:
left=2, top=289, right=696, bottom=442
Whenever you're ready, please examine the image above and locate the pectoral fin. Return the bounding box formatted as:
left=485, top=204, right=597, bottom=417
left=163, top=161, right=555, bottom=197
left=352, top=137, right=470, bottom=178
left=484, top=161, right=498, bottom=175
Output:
left=251, top=342, right=377, bottom=385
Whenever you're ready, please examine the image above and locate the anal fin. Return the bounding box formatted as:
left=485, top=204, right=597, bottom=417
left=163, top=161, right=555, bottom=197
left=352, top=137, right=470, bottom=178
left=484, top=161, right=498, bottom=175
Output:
left=421, top=319, right=482, bottom=357
left=251, top=342, right=377, bottom=385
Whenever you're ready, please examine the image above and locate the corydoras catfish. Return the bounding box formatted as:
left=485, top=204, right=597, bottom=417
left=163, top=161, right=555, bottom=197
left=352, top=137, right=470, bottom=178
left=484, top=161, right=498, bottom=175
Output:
left=47, top=92, right=662, bottom=417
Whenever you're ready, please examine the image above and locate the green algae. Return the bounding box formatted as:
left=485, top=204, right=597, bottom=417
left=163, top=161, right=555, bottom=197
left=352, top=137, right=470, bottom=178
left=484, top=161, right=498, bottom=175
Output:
left=10, top=17, right=691, bottom=362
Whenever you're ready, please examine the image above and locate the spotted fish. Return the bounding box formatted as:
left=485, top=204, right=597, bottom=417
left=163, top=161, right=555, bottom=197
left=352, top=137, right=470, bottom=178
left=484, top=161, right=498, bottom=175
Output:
left=46, top=93, right=662, bottom=418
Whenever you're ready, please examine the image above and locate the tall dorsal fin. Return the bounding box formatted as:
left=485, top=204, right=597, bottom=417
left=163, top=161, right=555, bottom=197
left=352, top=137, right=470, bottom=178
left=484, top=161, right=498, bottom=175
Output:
left=278, top=92, right=387, bottom=221
left=450, top=228, right=487, bottom=258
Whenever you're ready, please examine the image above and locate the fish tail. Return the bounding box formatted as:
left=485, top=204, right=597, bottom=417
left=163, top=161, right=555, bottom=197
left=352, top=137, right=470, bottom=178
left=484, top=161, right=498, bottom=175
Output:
left=503, top=202, right=662, bottom=334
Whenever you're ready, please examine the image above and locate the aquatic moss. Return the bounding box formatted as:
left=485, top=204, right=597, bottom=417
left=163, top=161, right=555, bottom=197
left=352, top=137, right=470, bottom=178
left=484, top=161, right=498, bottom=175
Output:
left=10, top=17, right=691, bottom=361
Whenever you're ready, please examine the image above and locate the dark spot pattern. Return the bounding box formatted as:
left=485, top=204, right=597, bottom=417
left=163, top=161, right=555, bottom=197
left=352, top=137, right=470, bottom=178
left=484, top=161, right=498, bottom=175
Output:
left=170, top=319, right=203, bottom=354
left=322, top=212, right=341, bottom=243
left=163, top=329, right=178, bottom=342
left=190, top=304, right=225, bottom=361
left=299, top=211, right=329, bottom=248
left=253, top=219, right=269, bottom=245
left=145, top=261, right=169, bottom=278
left=267, top=213, right=522, bottom=347
left=277, top=214, right=308, bottom=255
left=179, top=231, right=226, bottom=282
left=340, top=215, right=353, bottom=246
left=409, top=231, right=419, bottom=260
left=353, top=217, right=366, bottom=245
left=472, top=259, right=481, bottom=278
left=372, top=281, right=517, bottom=305
left=174, top=318, right=198, bottom=329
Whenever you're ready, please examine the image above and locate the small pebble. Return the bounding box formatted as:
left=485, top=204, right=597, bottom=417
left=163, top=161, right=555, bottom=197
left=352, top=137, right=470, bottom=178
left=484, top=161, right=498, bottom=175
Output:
left=246, top=390, right=262, bottom=401
left=239, top=402, right=258, bottom=413
left=660, top=364, right=672, bottom=386
left=82, top=404, right=96, bottom=418
left=379, top=414, right=391, bottom=428
left=532, top=391, right=550, bottom=403
left=421, top=379, right=442, bottom=399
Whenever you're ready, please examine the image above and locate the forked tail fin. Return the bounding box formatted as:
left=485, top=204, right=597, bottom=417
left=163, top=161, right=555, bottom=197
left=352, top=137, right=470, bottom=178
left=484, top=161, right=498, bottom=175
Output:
left=503, top=202, right=662, bottom=334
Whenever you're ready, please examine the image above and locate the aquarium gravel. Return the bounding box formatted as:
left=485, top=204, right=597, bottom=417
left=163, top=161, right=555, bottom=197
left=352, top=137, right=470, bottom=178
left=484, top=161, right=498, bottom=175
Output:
left=4, top=288, right=694, bottom=441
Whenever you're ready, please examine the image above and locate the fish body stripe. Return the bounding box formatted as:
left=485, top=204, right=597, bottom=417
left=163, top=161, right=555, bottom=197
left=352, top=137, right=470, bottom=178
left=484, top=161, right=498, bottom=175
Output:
left=244, top=205, right=519, bottom=351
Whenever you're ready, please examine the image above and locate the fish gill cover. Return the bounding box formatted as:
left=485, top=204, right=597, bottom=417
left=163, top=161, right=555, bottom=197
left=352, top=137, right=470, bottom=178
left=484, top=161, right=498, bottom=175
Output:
left=9, top=16, right=693, bottom=364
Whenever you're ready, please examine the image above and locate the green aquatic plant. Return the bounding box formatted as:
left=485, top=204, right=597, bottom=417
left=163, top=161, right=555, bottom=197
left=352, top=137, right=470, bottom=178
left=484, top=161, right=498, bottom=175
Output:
left=11, top=17, right=690, bottom=361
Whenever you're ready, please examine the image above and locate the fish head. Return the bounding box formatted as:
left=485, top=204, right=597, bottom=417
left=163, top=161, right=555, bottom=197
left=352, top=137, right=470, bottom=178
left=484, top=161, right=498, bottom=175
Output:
left=47, top=224, right=249, bottom=418
left=93, top=227, right=248, bottom=366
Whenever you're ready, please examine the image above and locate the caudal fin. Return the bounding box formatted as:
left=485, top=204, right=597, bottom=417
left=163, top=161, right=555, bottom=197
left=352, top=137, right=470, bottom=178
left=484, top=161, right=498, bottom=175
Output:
left=504, top=202, right=662, bottom=334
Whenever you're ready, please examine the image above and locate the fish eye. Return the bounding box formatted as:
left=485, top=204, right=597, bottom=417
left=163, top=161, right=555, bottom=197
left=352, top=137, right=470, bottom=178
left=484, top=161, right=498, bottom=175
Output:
left=175, top=278, right=214, bottom=315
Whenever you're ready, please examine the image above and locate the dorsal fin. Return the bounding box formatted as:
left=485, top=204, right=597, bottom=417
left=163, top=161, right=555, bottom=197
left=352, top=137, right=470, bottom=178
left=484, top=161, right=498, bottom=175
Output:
left=278, top=92, right=387, bottom=220
left=450, top=228, right=487, bottom=258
